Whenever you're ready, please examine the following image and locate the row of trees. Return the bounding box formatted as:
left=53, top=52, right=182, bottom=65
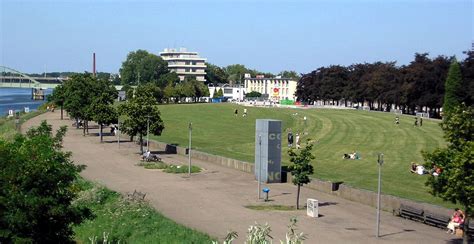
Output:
left=49, top=73, right=165, bottom=154
left=296, top=52, right=474, bottom=117
left=205, top=63, right=300, bottom=85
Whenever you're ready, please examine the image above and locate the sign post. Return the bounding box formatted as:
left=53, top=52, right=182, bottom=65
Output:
left=376, top=153, right=384, bottom=238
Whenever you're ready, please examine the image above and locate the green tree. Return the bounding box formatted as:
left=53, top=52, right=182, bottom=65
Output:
left=119, top=49, right=169, bottom=85
left=245, top=91, right=262, bottom=98
left=278, top=70, right=301, bottom=80
left=48, top=84, right=66, bottom=119
left=156, top=72, right=180, bottom=88
left=288, top=141, right=315, bottom=209
left=62, top=74, right=96, bottom=134
left=205, top=63, right=228, bottom=85
left=118, top=86, right=165, bottom=154
left=216, top=88, right=224, bottom=98
left=422, top=105, right=473, bottom=244
left=443, top=59, right=463, bottom=116
left=0, top=121, right=92, bottom=243
left=88, top=79, right=118, bottom=142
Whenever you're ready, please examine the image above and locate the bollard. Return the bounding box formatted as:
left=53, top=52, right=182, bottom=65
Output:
left=263, top=188, right=270, bottom=202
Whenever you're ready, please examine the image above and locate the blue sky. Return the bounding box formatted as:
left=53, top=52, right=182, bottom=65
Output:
left=1, top=0, right=472, bottom=74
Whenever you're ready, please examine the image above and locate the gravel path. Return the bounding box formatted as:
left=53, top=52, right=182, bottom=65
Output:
left=22, top=111, right=460, bottom=243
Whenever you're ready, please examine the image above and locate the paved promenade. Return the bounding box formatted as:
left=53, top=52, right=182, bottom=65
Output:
left=23, top=112, right=461, bottom=243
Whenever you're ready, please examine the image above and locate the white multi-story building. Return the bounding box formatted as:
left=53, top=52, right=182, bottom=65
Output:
left=159, top=48, right=207, bottom=82
left=244, top=74, right=297, bottom=102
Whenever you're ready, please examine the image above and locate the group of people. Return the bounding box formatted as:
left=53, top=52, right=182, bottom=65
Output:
left=447, top=208, right=465, bottom=235
left=414, top=117, right=423, bottom=127
left=393, top=116, right=423, bottom=127
left=287, top=130, right=301, bottom=149
left=343, top=152, right=360, bottom=160
left=234, top=108, right=248, bottom=117
left=410, top=162, right=442, bottom=176
left=46, top=105, right=55, bottom=112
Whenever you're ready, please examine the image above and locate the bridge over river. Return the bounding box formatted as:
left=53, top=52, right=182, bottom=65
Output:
left=0, top=66, right=124, bottom=90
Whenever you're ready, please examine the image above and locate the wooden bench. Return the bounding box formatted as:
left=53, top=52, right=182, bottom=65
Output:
left=424, top=211, right=450, bottom=228
left=399, top=204, right=424, bottom=222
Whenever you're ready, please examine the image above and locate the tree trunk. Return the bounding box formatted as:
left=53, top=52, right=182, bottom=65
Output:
left=463, top=207, right=471, bottom=244
left=139, top=133, right=144, bottom=154
left=99, top=124, right=103, bottom=142
left=86, top=121, right=89, bottom=135
left=296, top=184, right=301, bottom=210
left=60, top=106, right=63, bottom=120
left=76, top=118, right=79, bottom=129
left=82, top=121, right=86, bottom=136
left=130, top=135, right=134, bottom=142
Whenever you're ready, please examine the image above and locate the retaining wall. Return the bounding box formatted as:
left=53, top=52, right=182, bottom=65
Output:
left=147, top=139, right=452, bottom=217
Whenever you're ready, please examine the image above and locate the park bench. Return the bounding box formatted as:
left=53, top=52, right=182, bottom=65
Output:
left=423, top=211, right=450, bottom=228
left=399, top=204, right=424, bottom=222
left=127, top=190, right=146, bottom=202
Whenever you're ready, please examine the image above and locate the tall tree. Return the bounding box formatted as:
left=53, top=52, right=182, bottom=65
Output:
left=118, top=85, right=165, bottom=154
left=119, top=50, right=169, bottom=85
left=461, top=50, right=474, bottom=105
left=205, top=63, right=228, bottom=85
left=443, top=59, right=463, bottom=116
left=0, top=121, right=92, bottom=243
left=88, top=78, right=118, bottom=142
left=288, top=142, right=315, bottom=209
left=156, top=72, right=180, bottom=89
left=62, top=74, right=96, bottom=134
left=278, top=70, right=301, bottom=80
left=48, top=84, right=66, bottom=119
left=422, top=105, right=473, bottom=244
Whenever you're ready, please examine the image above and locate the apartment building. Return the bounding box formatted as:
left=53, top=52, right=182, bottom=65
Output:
left=244, top=73, right=297, bottom=102
left=159, top=48, right=207, bottom=82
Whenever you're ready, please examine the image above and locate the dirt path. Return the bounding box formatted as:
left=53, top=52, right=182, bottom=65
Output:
left=23, top=112, right=459, bottom=243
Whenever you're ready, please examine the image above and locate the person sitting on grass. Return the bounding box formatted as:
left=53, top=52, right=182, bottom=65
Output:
left=410, top=162, right=426, bottom=175
left=410, top=162, right=417, bottom=173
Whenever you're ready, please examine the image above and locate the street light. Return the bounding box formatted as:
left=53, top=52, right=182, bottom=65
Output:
left=257, top=134, right=262, bottom=199
left=188, top=122, right=192, bottom=176
left=146, top=115, right=151, bottom=152
left=376, top=153, right=384, bottom=238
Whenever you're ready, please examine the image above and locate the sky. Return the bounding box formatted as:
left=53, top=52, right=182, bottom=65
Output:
left=0, top=0, right=472, bottom=75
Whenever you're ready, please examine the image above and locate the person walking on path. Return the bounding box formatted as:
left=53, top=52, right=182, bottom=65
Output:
left=234, top=109, right=238, bottom=117
left=243, top=108, right=247, bottom=117
left=414, top=117, right=418, bottom=127
left=420, top=117, right=423, bottom=127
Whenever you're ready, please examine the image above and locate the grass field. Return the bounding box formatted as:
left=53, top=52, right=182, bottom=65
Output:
left=153, top=103, right=455, bottom=208
left=73, top=179, right=215, bottom=243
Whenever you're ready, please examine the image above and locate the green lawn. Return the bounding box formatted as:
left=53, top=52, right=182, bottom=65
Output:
left=73, top=179, right=215, bottom=243
left=154, top=103, right=455, bottom=208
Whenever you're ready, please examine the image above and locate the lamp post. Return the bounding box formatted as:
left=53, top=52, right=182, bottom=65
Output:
left=257, top=134, right=262, bottom=199
left=376, top=153, right=384, bottom=238
left=146, top=115, right=151, bottom=152
left=117, top=118, right=120, bottom=148
left=188, top=122, right=192, bottom=176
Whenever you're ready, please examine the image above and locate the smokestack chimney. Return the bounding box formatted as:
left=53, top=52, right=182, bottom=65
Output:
left=93, top=53, right=96, bottom=77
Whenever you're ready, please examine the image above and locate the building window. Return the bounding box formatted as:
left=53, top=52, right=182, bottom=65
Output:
left=186, top=61, right=190, bottom=65
left=192, top=61, right=196, bottom=65
left=185, top=68, right=190, bottom=72
left=192, top=68, right=196, bottom=72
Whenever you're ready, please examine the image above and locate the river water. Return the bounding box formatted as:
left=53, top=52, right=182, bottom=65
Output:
left=0, top=88, right=52, bottom=116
